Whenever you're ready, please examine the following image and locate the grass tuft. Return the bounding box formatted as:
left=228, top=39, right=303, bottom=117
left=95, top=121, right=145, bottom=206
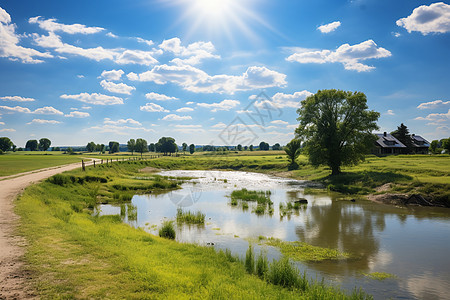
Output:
left=159, top=220, right=176, bottom=239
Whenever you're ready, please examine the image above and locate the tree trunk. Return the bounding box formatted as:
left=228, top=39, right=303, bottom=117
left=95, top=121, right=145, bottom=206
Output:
left=331, top=166, right=341, bottom=176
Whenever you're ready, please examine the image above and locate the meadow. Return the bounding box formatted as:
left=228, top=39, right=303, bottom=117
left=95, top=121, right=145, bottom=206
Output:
left=16, top=161, right=370, bottom=299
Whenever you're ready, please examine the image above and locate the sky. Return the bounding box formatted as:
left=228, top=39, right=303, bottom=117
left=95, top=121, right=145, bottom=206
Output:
left=0, top=0, right=449, bottom=147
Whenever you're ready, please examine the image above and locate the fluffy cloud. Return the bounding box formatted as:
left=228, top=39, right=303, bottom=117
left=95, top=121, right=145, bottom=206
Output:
left=396, top=2, right=450, bottom=35
left=197, top=99, right=240, bottom=112
left=385, top=110, right=395, bottom=115
left=33, top=106, right=63, bottom=115
left=286, top=40, right=391, bottom=72
left=0, top=96, right=35, bottom=102
left=65, top=111, right=90, bottom=118
left=103, top=118, right=141, bottom=126
left=27, top=119, right=61, bottom=125
left=129, top=65, right=286, bottom=94
left=61, top=93, right=124, bottom=105
left=100, top=69, right=124, bottom=81
left=417, top=100, right=450, bottom=109
left=0, top=128, right=15, bottom=132
left=317, top=21, right=341, bottom=33
left=0, top=6, right=53, bottom=63
left=100, top=80, right=135, bottom=95
left=29, top=16, right=104, bottom=34
left=176, top=107, right=194, bottom=112
left=251, top=90, right=312, bottom=109
left=145, top=92, right=178, bottom=101
left=211, top=122, right=227, bottom=128
left=136, top=37, right=154, bottom=46
left=271, top=120, right=289, bottom=125
left=115, top=49, right=158, bottom=65
left=0, top=105, right=32, bottom=113
left=159, top=37, right=220, bottom=65
left=415, top=109, right=450, bottom=125
left=162, top=114, right=192, bottom=121
left=140, top=103, right=169, bottom=112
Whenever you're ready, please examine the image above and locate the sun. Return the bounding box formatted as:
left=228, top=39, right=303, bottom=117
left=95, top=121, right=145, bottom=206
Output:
left=193, top=0, right=234, bottom=20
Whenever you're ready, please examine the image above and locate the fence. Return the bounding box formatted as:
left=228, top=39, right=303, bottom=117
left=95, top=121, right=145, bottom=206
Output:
left=81, top=155, right=162, bottom=171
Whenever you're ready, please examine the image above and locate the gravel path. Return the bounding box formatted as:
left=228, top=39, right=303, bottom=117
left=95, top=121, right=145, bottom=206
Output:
left=0, top=160, right=97, bottom=299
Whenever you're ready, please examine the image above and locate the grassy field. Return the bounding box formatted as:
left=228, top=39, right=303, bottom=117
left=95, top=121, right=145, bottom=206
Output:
left=0, top=152, right=84, bottom=176
left=16, top=161, right=370, bottom=299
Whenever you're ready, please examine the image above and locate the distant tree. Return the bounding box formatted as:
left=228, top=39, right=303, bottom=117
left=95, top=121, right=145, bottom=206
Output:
left=244, top=146, right=248, bottom=151
left=127, top=139, right=136, bottom=155
left=108, top=141, right=120, bottom=154
left=52, top=147, right=61, bottom=151
left=135, top=138, right=148, bottom=158
left=182, top=142, right=188, bottom=154
left=0, top=137, right=13, bottom=152
left=430, top=140, right=439, bottom=154
left=391, top=123, right=413, bottom=154
left=18, top=147, right=23, bottom=151
left=25, top=139, right=38, bottom=151
left=66, top=147, right=74, bottom=154
left=284, top=139, right=302, bottom=168
left=86, top=142, right=96, bottom=152
left=259, top=141, right=269, bottom=150
left=156, top=137, right=177, bottom=155
left=296, top=89, right=379, bottom=175
left=96, top=144, right=105, bottom=154
left=272, top=143, right=281, bottom=151
left=189, top=143, right=195, bottom=154
left=38, top=138, right=51, bottom=151
left=442, top=138, right=450, bottom=153
left=149, top=143, right=155, bottom=152
left=249, top=145, right=254, bottom=151
left=237, top=144, right=242, bottom=151
left=12, top=144, right=16, bottom=152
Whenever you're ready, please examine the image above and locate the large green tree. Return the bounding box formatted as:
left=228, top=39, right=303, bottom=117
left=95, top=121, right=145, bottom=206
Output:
left=155, top=137, right=177, bottom=156
left=108, top=141, right=120, bottom=154
left=149, top=143, right=155, bottom=152
left=284, top=139, right=301, bottom=168
left=182, top=142, right=187, bottom=154
left=135, top=138, right=148, bottom=158
left=38, top=138, right=51, bottom=151
left=127, top=139, right=136, bottom=155
left=391, top=123, right=413, bottom=154
left=295, top=89, right=379, bottom=175
left=189, top=143, right=195, bottom=154
left=86, top=142, right=96, bottom=152
left=0, top=137, right=13, bottom=152
left=25, top=139, right=38, bottom=151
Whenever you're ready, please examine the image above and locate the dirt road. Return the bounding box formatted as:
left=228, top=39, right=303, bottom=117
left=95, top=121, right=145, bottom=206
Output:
left=0, top=160, right=97, bottom=299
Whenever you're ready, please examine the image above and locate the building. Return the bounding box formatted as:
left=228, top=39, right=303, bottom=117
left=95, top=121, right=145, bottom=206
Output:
left=373, top=132, right=406, bottom=155
left=411, top=134, right=430, bottom=154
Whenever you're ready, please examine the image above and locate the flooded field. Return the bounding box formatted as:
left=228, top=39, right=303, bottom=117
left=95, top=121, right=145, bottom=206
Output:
left=98, top=170, right=450, bottom=299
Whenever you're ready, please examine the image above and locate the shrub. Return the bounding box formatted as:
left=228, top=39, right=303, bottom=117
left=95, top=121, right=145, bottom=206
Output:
left=267, top=257, right=302, bottom=290
left=159, top=220, right=176, bottom=239
left=245, top=245, right=255, bottom=274
left=256, top=252, right=269, bottom=279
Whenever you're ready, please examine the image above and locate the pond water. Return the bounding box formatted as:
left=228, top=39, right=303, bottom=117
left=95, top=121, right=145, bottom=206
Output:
left=97, top=170, right=450, bottom=299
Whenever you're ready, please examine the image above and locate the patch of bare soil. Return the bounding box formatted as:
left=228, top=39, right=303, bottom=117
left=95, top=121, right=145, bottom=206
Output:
left=140, top=167, right=161, bottom=173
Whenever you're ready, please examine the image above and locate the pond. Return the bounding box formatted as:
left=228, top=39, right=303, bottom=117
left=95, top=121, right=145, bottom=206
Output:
left=97, top=170, right=450, bottom=299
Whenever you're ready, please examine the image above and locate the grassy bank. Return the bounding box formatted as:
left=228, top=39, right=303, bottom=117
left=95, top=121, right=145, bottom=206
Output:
left=0, top=152, right=83, bottom=176
left=16, top=161, right=370, bottom=299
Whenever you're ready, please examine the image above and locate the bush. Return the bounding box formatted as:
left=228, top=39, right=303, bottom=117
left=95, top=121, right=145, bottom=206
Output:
left=159, top=220, right=176, bottom=239
left=256, top=252, right=269, bottom=279
left=267, top=257, right=303, bottom=290
left=48, top=174, right=70, bottom=186
left=245, top=245, right=255, bottom=274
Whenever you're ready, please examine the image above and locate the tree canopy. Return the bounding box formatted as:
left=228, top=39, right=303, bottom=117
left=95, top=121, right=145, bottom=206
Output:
left=108, top=141, right=120, bottom=154
left=156, top=137, right=177, bottom=155
left=127, top=139, right=136, bottom=155
left=149, top=143, right=155, bottom=152
left=295, top=89, right=379, bottom=175
left=25, top=139, right=38, bottom=151
left=272, top=143, right=281, bottom=151
left=189, top=144, right=195, bottom=154
left=259, top=141, right=269, bottom=150
left=391, top=123, right=413, bottom=154
left=39, top=138, right=51, bottom=151
left=0, top=137, right=13, bottom=152
left=284, top=139, right=301, bottom=168
left=135, top=138, right=148, bottom=157
left=86, top=142, right=96, bottom=152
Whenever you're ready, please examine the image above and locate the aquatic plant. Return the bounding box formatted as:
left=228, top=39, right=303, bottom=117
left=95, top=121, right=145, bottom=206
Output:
left=176, top=208, right=205, bottom=224
left=159, top=220, right=176, bottom=239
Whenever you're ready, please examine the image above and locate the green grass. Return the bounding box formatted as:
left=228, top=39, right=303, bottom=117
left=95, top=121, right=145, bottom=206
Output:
left=262, top=238, right=351, bottom=262
left=363, top=272, right=397, bottom=280
left=0, top=152, right=84, bottom=176
left=15, top=161, right=370, bottom=299
left=230, top=188, right=274, bottom=215
left=176, top=208, right=205, bottom=224
left=159, top=220, right=176, bottom=239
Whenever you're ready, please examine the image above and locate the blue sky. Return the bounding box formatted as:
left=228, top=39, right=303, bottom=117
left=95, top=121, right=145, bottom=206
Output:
left=0, top=0, right=449, bottom=147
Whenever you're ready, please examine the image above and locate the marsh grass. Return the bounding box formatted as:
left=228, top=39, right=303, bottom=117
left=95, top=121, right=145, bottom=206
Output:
left=176, top=208, right=205, bottom=224
left=231, top=188, right=274, bottom=215
left=363, top=272, right=397, bottom=280
left=159, top=220, right=176, bottom=239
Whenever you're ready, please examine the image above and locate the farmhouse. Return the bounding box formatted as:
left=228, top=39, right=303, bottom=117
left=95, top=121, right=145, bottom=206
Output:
left=373, top=132, right=406, bottom=155
left=411, top=134, right=430, bottom=154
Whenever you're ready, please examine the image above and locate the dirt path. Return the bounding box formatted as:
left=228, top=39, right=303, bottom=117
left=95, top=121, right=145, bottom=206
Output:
left=0, top=160, right=99, bottom=299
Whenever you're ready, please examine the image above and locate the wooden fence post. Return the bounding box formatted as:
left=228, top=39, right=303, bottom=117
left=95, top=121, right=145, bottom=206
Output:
left=82, top=160, right=85, bottom=171
left=93, top=160, right=96, bottom=168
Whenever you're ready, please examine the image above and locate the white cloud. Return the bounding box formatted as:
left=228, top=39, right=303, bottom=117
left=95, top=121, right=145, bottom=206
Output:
left=286, top=40, right=391, bottom=72
left=186, top=101, right=194, bottom=105
left=29, top=16, right=104, bottom=34
left=0, top=7, right=53, bottom=63
left=385, top=110, right=395, bottom=115
left=65, top=111, right=89, bottom=118
left=236, top=109, right=252, bottom=114
left=159, top=37, right=220, bottom=65
left=129, top=65, right=286, bottom=94
left=392, top=32, right=401, bottom=38
left=27, top=119, right=61, bottom=125
left=251, top=90, right=312, bottom=110
left=162, top=114, right=192, bottom=121
left=0, top=121, right=4, bottom=125
left=115, top=49, right=158, bottom=65
left=0, top=128, right=15, bottom=132
left=0, top=96, right=35, bottom=102
left=107, top=32, right=118, bottom=38
left=417, top=100, right=450, bottom=110
left=100, top=80, right=135, bottom=95
left=81, top=106, right=91, bottom=110
left=415, top=109, right=450, bottom=124
left=77, top=75, right=84, bottom=78
left=197, top=99, right=240, bottom=112
left=103, top=118, right=141, bottom=126
left=33, top=106, right=63, bottom=115
left=89, top=124, right=154, bottom=135
left=176, top=107, right=194, bottom=112
left=140, top=102, right=169, bottom=112
left=396, top=2, right=450, bottom=35
left=0, top=105, right=32, bottom=113
left=174, top=124, right=202, bottom=128
left=61, top=93, right=123, bottom=105
left=317, top=21, right=341, bottom=33
left=100, top=69, right=124, bottom=81
left=145, top=92, right=178, bottom=101
left=211, top=122, right=227, bottom=128
left=136, top=37, right=154, bottom=46
left=271, top=120, right=289, bottom=125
